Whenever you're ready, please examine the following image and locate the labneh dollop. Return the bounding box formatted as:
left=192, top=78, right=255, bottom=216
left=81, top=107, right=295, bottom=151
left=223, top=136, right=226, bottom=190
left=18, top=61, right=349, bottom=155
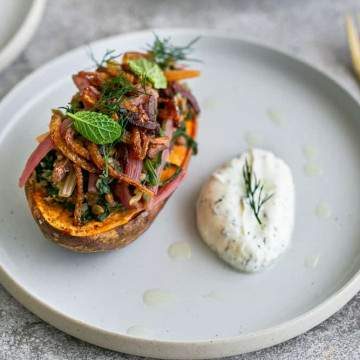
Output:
left=196, top=148, right=295, bottom=272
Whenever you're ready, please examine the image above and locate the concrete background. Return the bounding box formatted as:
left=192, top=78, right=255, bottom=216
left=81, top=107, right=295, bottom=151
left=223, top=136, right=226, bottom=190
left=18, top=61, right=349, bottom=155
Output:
left=1, top=1, right=360, bottom=359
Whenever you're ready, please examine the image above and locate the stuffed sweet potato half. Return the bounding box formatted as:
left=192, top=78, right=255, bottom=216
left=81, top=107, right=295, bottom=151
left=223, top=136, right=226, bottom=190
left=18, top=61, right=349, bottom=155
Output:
left=19, top=37, right=200, bottom=253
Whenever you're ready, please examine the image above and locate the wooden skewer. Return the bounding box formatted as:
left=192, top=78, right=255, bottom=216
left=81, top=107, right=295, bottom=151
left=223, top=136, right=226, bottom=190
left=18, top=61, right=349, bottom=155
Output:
left=345, top=15, right=360, bottom=80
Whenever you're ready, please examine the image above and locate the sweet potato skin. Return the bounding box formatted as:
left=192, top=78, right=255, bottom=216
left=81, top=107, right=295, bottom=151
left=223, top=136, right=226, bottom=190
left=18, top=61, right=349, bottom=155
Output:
left=25, top=177, right=165, bottom=253
left=24, top=116, right=197, bottom=253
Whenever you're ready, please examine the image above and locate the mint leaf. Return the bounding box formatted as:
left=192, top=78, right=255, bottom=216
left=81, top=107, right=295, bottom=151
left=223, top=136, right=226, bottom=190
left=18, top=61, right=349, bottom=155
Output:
left=128, top=58, right=167, bottom=89
left=67, top=111, right=122, bottom=144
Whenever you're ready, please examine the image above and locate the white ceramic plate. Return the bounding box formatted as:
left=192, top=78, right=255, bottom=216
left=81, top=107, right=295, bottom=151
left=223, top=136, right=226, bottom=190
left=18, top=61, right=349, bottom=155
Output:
left=1, top=29, right=360, bottom=359
left=0, top=0, right=46, bottom=73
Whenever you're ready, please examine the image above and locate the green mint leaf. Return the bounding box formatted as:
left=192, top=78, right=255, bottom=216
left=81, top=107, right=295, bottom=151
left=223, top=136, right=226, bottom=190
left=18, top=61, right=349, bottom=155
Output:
left=128, top=58, right=167, bottom=89
left=67, top=111, right=122, bottom=144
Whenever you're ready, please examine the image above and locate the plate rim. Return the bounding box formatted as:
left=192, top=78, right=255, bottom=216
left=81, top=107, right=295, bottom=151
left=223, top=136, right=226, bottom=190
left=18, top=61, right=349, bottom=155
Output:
left=1, top=28, right=360, bottom=359
left=0, top=0, right=47, bottom=73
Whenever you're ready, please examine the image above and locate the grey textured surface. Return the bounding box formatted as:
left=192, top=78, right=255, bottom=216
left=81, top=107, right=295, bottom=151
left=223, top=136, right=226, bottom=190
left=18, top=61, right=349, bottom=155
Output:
left=1, top=0, right=360, bottom=359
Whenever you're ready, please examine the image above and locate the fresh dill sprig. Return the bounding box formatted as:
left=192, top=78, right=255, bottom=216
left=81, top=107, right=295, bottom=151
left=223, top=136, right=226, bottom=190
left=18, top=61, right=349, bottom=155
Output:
left=146, top=34, right=200, bottom=70
left=89, top=48, right=120, bottom=68
left=242, top=158, right=274, bottom=225
left=95, top=75, right=135, bottom=115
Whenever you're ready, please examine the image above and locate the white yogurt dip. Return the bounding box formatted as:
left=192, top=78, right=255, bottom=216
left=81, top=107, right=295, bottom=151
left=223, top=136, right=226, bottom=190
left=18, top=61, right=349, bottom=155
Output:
left=196, top=148, right=295, bottom=272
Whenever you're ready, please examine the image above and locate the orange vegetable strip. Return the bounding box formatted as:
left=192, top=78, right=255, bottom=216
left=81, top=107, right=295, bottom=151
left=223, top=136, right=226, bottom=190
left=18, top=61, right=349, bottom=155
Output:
left=164, top=70, right=200, bottom=82
left=64, top=127, right=91, bottom=160
left=49, top=112, right=97, bottom=173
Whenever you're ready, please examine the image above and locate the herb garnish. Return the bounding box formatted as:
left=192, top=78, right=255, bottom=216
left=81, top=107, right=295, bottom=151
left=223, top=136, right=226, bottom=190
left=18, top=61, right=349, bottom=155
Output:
left=144, top=157, right=160, bottom=186
left=147, top=34, right=200, bottom=70
left=242, top=158, right=274, bottom=225
left=95, top=75, right=135, bottom=115
left=96, top=145, right=113, bottom=194
left=67, top=111, right=123, bottom=145
left=172, top=123, right=198, bottom=155
left=97, top=202, right=123, bottom=222
left=128, top=58, right=167, bottom=89
left=89, top=48, right=120, bottom=68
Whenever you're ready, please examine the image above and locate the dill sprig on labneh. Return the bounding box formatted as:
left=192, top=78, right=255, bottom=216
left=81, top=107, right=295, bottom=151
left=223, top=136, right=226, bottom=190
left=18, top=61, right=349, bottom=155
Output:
left=242, top=158, right=274, bottom=225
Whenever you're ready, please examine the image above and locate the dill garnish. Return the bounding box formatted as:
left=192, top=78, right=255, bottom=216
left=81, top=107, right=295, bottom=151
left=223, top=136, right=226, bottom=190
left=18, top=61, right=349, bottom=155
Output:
left=89, top=48, right=120, bottom=68
left=242, top=158, right=274, bottom=225
left=95, top=75, right=135, bottom=115
left=147, top=34, right=200, bottom=70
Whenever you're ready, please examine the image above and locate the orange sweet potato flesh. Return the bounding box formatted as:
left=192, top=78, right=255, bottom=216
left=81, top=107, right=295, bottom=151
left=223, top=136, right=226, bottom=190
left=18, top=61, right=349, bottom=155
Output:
left=160, top=165, right=178, bottom=183
left=25, top=118, right=197, bottom=253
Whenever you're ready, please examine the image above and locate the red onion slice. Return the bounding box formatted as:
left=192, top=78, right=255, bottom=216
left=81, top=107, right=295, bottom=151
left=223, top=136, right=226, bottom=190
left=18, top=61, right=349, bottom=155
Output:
left=126, top=149, right=143, bottom=180
left=18, top=136, right=54, bottom=187
left=114, top=183, right=132, bottom=208
left=146, top=120, right=175, bottom=209
left=172, top=82, right=200, bottom=114
left=151, top=171, right=186, bottom=208
left=115, top=149, right=143, bottom=208
left=150, top=120, right=174, bottom=194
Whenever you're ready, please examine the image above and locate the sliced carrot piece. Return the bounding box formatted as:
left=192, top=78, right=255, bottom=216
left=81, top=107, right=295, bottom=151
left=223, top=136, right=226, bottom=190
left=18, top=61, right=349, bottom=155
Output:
left=160, top=165, right=178, bottom=182
left=185, top=121, right=194, bottom=136
left=168, top=145, right=187, bottom=167
left=164, top=70, right=200, bottom=82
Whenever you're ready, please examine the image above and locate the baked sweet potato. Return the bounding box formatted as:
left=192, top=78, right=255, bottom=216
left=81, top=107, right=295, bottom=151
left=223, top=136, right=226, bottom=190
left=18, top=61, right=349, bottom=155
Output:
left=19, top=37, right=200, bottom=253
left=24, top=122, right=196, bottom=253
left=25, top=176, right=164, bottom=252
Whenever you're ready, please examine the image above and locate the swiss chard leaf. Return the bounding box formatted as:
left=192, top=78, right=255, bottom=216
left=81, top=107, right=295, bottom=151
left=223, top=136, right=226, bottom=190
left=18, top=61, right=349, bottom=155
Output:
left=144, top=154, right=161, bottom=186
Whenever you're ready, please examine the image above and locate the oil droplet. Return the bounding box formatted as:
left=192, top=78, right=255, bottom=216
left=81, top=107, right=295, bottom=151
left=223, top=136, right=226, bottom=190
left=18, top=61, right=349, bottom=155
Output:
left=304, top=255, right=320, bottom=269
left=244, top=132, right=262, bottom=147
left=304, top=162, right=323, bottom=177
left=168, top=241, right=192, bottom=260
left=315, top=202, right=332, bottom=219
left=143, top=289, right=175, bottom=307
left=126, top=325, right=152, bottom=338
left=202, top=291, right=225, bottom=301
left=302, top=145, right=317, bottom=160
left=267, top=109, right=286, bottom=127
